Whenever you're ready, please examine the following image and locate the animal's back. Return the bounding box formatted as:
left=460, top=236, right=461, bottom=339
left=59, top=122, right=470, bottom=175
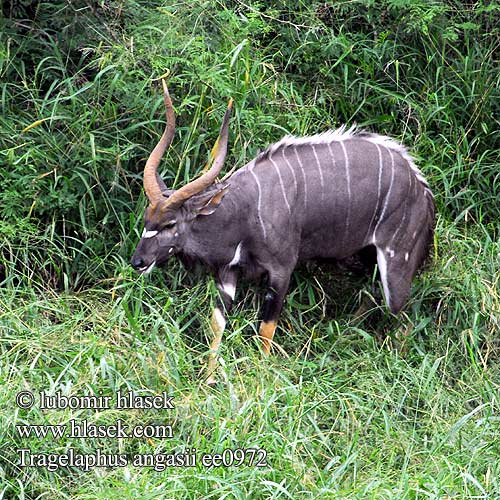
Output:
left=231, top=127, right=433, bottom=264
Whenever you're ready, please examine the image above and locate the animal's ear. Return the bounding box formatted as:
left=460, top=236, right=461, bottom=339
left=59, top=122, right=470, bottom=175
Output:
left=190, top=185, right=229, bottom=216
left=161, top=188, right=175, bottom=198
left=155, top=172, right=175, bottom=198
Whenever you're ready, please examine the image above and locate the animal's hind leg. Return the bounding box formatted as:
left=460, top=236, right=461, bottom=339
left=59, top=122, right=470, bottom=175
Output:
left=375, top=246, right=416, bottom=314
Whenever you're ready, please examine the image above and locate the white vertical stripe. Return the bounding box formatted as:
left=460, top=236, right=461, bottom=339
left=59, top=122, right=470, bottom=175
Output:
left=340, top=141, right=351, bottom=246
left=366, top=143, right=384, bottom=245
left=390, top=159, right=412, bottom=245
left=270, top=156, right=291, bottom=214
left=292, top=145, right=308, bottom=210
left=311, top=144, right=325, bottom=200
left=376, top=247, right=391, bottom=307
left=373, top=147, right=395, bottom=242
left=326, top=141, right=337, bottom=173
left=250, top=170, right=267, bottom=240
left=282, top=146, right=298, bottom=196
left=326, top=141, right=343, bottom=240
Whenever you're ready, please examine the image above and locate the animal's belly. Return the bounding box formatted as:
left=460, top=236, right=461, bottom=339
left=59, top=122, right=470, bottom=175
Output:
left=298, top=220, right=369, bottom=261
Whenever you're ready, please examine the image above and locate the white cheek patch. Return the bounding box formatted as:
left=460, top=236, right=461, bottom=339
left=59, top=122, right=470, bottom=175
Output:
left=142, top=229, right=159, bottom=239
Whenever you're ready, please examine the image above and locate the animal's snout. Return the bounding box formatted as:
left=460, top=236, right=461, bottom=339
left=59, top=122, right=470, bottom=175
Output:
left=131, top=255, right=145, bottom=270
left=131, top=253, right=157, bottom=274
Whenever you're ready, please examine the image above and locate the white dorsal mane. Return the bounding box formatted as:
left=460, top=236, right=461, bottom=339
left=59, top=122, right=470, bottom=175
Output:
left=258, top=124, right=358, bottom=159
left=254, top=124, right=431, bottom=191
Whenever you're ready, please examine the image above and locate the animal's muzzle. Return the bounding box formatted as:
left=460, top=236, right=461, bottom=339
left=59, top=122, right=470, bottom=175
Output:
left=131, top=255, right=145, bottom=270
left=131, top=256, right=156, bottom=274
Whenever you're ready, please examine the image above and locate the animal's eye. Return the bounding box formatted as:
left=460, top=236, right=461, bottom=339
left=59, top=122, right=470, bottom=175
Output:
left=163, top=221, right=176, bottom=230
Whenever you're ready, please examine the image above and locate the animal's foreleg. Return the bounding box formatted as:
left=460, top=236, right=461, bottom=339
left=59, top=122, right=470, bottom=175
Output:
left=259, top=275, right=290, bottom=355
left=206, top=268, right=237, bottom=385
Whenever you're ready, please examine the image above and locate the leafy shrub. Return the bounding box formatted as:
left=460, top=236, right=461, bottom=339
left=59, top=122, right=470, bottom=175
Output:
left=1, top=0, right=498, bottom=289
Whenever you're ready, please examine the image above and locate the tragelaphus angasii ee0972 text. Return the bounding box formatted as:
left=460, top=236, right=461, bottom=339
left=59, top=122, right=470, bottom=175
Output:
left=131, top=80, right=435, bottom=384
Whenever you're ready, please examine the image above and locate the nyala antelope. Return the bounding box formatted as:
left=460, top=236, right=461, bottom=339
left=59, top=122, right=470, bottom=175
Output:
left=131, top=80, right=435, bottom=383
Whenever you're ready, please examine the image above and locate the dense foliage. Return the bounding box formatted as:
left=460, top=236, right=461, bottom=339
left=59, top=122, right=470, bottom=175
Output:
left=1, top=1, right=499, bottom=498
left=1, top=0, right=498, bottom=287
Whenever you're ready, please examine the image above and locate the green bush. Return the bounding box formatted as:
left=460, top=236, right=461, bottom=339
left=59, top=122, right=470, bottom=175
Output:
left=1, top=2, right=499, bottom=498
left=1, top=0, right=498, bottom=288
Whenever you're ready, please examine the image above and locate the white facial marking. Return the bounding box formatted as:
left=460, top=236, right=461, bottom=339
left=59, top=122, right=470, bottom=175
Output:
left=142, top=229, right=159, bottom=239
left=405, top=252, right=409, bottom=262
left=228, top=242, right=242, bottom=267
left=142, top=261, right=156, bottom=275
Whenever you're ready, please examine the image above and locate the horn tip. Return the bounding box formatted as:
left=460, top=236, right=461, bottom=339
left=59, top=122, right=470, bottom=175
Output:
left=161, top=79, right=170, bottom=97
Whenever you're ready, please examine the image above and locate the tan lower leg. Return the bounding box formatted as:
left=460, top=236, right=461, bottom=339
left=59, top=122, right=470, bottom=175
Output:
left=259, top=320, right=277, bottom=355
left=206, top=307, right=226, bottom=384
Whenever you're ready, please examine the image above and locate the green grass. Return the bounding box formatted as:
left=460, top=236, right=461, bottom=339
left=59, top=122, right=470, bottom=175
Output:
left=1, top=0, right=499, bottom=498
